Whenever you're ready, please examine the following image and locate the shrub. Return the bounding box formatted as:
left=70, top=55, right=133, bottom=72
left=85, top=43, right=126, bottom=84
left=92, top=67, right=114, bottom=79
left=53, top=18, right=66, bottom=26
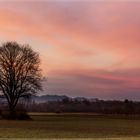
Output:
left=1, top=110, right=31, bottom=120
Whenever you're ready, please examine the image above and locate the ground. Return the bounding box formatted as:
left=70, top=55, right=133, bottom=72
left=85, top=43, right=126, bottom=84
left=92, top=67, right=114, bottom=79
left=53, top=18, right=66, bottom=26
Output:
left=0, top=113, right=140, bottom=139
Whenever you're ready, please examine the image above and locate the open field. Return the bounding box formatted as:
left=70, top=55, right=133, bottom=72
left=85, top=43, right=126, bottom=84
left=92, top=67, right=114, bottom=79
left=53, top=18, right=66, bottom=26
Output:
left=0, top=113, right=140, bottom=139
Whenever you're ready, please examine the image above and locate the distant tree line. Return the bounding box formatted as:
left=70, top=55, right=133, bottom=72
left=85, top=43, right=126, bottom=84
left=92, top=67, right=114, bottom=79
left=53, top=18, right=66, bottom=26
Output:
left=4, top=98, right=139, bottom=115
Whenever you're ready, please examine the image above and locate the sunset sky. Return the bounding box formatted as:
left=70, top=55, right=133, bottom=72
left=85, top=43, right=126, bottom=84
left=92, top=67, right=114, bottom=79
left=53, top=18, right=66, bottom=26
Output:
left=0, top=1, right=140, bottom=100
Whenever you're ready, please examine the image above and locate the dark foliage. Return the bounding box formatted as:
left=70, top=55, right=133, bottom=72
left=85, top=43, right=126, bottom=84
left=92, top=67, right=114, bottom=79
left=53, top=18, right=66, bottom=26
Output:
left=1, top=110, right=31, bottom=120
left=22, top=99, right=140, bottom=115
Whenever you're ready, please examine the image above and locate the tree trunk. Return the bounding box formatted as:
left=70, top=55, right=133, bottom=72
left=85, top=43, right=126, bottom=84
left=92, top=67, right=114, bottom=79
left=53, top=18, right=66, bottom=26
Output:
left=9, top=104, right=16, bottom=119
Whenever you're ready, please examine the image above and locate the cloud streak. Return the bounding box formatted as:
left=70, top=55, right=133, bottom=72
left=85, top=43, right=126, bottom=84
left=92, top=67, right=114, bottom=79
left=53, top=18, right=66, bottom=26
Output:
left=0, top=1, right=140, bottom=99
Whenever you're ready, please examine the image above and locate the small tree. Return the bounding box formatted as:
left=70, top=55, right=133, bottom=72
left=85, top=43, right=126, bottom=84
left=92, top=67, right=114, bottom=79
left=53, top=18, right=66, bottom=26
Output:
left=0, top=42, right=42, bottom=118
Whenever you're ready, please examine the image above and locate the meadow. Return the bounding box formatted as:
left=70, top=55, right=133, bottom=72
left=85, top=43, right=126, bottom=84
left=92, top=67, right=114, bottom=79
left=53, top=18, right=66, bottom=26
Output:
left=0, top=113, right=140, bottom=139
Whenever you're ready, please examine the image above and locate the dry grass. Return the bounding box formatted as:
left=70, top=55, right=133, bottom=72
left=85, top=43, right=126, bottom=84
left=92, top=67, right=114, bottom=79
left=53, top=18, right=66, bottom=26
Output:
left=0, top=113, right=140, bottom=138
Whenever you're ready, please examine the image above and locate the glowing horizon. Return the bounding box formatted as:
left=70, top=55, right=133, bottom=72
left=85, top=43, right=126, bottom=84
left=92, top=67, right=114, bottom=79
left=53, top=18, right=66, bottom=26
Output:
left=0, top=1, right=140, bottom=100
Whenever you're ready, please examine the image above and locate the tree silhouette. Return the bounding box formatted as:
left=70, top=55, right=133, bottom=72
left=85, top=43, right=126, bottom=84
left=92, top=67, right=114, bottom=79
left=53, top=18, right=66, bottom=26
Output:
left=0, top=42, right=42, bottom=118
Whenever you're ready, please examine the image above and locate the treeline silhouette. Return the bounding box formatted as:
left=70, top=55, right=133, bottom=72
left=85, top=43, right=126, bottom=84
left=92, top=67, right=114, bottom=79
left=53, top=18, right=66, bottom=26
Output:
left=19, top=99, right=140, bottom=114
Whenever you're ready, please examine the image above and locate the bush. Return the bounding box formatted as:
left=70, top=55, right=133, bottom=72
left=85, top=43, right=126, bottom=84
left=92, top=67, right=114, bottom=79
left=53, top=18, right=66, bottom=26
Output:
left=1, top=110, right=31, bottom=120
left=0, top=104, right=32, bottom=120
left=16, top=111, right=31, bottom=120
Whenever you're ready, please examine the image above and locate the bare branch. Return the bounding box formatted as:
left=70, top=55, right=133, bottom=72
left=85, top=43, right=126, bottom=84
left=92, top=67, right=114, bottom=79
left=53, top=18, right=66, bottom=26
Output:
left=0, top=41, right=43, bottom=113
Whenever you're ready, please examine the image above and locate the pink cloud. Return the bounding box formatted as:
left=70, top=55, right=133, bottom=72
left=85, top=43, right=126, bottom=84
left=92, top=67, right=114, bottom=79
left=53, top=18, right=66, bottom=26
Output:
left=0, top=1, right=140, bottom=99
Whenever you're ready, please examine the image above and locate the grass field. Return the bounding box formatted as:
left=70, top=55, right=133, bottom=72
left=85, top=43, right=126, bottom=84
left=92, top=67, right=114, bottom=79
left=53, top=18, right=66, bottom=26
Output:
left=0, top=113, right=140, bottom=139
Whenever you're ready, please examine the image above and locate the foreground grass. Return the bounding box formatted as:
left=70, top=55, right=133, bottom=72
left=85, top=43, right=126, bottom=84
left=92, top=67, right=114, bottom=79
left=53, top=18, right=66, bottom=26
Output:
left=0, top=113, right=140, bottom=138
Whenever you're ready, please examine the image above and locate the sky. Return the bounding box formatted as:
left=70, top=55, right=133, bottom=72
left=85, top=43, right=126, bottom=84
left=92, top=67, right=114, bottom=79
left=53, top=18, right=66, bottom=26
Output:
left=0, top=0, right=140, bottom=100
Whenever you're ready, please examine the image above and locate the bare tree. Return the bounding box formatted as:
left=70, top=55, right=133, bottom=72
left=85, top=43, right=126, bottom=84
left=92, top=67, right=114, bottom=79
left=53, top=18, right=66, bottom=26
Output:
left=0, top=42, right=42, bottom=118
